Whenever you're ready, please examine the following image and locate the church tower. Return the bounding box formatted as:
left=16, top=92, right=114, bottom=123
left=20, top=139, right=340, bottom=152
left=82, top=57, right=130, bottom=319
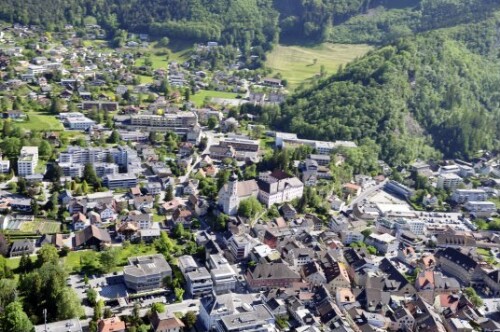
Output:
left=223, top=172, right=240, bottom=216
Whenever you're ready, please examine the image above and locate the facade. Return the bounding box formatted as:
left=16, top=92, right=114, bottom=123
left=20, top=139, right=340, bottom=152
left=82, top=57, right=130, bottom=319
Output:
left=436, top=248, right=483, bottom=286
left=207, top=254, right=237, bottom=294
left=437, top=173, right=463, bottom=190
left=246, top=263, right=301, bottom=291
left=258, top=170, right=304, bottom=208
left=18, top=146, right=38, bottom=176
left=104, top=173, right=138, bottom=189
left=464, top=201, right=496, bottom=217
left=227, top=233, right=258, bottom=261
left=186, top=267, right=214, bottom=297
left=366, top=233, right=399, bottom=254
left=129, top=112, right=197, bottom=133
left=0, top=156, right=10, bottom=173
left=123, top=255, right=172, bottom=292
left=451, top=189, right=488, bottom=204
left=10, top=239, right=35, bottom=257
left=59, top=146, right=129, bottom=167
left=64, top=116, right=95, bottom=130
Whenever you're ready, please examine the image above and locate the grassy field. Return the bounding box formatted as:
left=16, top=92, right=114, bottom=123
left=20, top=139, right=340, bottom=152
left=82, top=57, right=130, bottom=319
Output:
left=265, top=43, right=372, bottom=89
left=19, top=219, right=61, bottom=233
left=63, top=244, right=158, bottom=274
left=191, top=90, right=240, bottom=107
left=13, top=111, right=63, bottom=131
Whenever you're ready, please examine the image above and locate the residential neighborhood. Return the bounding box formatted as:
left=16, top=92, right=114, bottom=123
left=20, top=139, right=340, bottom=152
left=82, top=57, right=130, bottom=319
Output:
left=0, top=22, right=500, bottom=332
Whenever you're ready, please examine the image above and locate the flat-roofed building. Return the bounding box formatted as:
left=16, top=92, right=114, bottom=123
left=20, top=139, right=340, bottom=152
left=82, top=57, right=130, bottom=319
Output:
left=18, top=146, right=38, bottom=176
left=123, top=254, right=172, bottom=292
left=104, top=173, right=138, bottom=189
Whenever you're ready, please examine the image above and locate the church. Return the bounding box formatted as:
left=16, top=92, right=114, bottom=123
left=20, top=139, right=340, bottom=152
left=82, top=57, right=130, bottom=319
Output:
left=217, top=173, right=259, bottom=215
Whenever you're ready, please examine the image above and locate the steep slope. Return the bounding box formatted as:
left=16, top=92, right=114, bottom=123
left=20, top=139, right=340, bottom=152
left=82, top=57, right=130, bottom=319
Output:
left=273, top=32, right=500, bottom=164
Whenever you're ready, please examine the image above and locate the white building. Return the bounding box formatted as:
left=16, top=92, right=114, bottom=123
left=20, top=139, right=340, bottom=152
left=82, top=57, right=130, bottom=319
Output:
left=437, top=173, right=463, bottom=191
left=340, top=230, right=364, bottom=245
left=0, top=155, right=10, bottom=173
left=366, top=233, right=399, bottom=254
left=206, top=254, right=237, bottom=294
left=64, top=116, right=95, bottom=130
left=258, top=171, right=304, bottom=208
left=186, top=267, right=213, bottom=297
left=103, top=173, right=138, bottom=189
left=18, top=146, right=38, bottom=176
left=451, top=189, right=488, bottom=204
left=464, top=201, right=496, bottom=217
left=123, top=254, right=172, bottom=292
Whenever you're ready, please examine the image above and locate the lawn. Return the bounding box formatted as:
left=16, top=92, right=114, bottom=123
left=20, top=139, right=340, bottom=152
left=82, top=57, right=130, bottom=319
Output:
left=13, top=111, right=63, bottom=131
left=138, top=75, right=154, bottom=84
left=63, top=244, right=158, bottom=274
left=191, top=90, right=240, bottom=107
left=19, top=219, right=61, bottom=234
left=6, top=257, right=21, bottom=270
left=265, top=43, right=373, bottom=89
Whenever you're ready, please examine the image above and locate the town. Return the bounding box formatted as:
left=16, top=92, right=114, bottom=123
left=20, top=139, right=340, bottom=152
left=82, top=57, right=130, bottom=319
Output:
left=0, top=22, right=499, bottom=332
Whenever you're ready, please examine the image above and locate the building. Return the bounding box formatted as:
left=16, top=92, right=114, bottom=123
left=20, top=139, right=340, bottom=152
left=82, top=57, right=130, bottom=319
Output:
left=59, top=146, right=129, bottom=166
left=186, top=267, right=214, bottom=297
left=451, top=189, right=488, bottom=204
left=258, top=170, right=304, bottom=208
left=216, top=304, right=274, bottom=332
left=220, top=137, right=260, bottom=152
left=365, top=233, right=399, bottom=254
left=436, top=248, right=483, bottom=286
left=9, top=239, right=35, bottom=257
left=150, top=312, right=185, bottom=332
left=199, top=293, right=262, bottom=331
left=123, top=254, right=172, bottom=292
left=227, top=233, right=258, bottom=261
left=340, top=230, right=364, bottom=245
left=464, top=201, right=496, bottom=217
left=97, top=317, right=126, bottom=332
left=218, top=175, right=259, bottom=216
left=128, top=112, right=197, bottom=133
left=384, top=180, right=414, bottom=198
left=246, top=263, right=301, bottom=291
left=74, top=225, right=111, bottom=248
left=64, top=116, right=95, bottom=130
left=437, top=173, right=463, bottom=190
left=0, top=155, right=10, bottom=173
left=207, top=254, right=237, bottom=294
left=274, top=132, right=356, bottom=154
left=82, top=101, right=119, bottom=111
left=104, top=173, right=138, bottom=189
left=18, top=146, right=38, bottom=176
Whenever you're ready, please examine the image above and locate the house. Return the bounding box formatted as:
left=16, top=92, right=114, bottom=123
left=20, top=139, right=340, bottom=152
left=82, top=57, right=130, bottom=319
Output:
left=342, top=183, right=361, bottom=197
left=97, top=317, right=126, bottom=332
left=133, top=195, right=154, bottom=210
left=183, top=179, right=199, bottom=196
left=72, top=212, right=89, bottom=231
left=161, top=198, right=183, bottom=216
left=150, top=312, right=185, bottom=332
left=171, top=208, right=194, bottom=228
left=10, top=239, right=35, bottom=257
left=74, top=225, right=111, bottom=249
left=246, top=263, right=301, bottom=291
left=186, top=267, right=214, bottom=297
left=123, top=254, right=172, bottom=292
left=188, top=194, right=209, bottom=217
left=281, top=203, right=297, bottom=220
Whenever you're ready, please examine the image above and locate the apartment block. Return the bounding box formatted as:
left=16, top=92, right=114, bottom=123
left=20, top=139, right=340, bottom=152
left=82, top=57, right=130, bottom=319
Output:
left=18, top=146, right=38, bottom=176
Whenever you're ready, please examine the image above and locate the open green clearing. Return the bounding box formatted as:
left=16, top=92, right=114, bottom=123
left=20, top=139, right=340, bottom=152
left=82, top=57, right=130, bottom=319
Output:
left=13, top=111, right=63, bottom=131
left=19, top=219, right=61, bottom=234
left=191, top=90, right=240, bottom=107
left=63, top=244, right=157, bottom=274
left=265, top=43, right=372, bottom=89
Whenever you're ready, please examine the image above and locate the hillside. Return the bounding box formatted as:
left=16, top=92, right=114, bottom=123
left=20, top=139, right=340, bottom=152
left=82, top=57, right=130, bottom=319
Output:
left=271, top=30, right=500, bottom=164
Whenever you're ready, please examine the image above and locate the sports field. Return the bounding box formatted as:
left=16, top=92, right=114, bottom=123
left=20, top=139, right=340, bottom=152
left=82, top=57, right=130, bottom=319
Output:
left=265, top=43, right=372, bottom=89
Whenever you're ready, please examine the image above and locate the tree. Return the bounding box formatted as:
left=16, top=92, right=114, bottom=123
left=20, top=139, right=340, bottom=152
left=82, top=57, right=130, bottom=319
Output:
left=38, top=140, right=53, bottom=160
left=49, top=97, right=62, bottom=115
left=103, top=308, right=113, bottom=319
left=93, top=299, right=104, bottom=320
left=237, top=197, right=263, bottom=218
left=172, top=223, right=185, bottom=239
left=83, top=163, right=98, bottom=187
left=207, top=116, right=218, bottom=130
left=107, top=130, right=120, bottom=144
left=1, top=301, right=33, bottom=332
left=81, top=180, right=90, bottom=194
left=31, top=199, right=40, bottom=216
left=0, top=233, right=9, bottom=257
left=164, top=185, right=174, bottom=202
left=174, top=287, right=184, bottom=302
left=0, top=279, right=17, bottom=309
left=182, top=311, right=197, bottom=328
left=151, top=302, right=165, bottom=314
left=361, top=228, right=372, bottom=239
left=464, top=287, right=483, bottom=307
left=99, top=249, right=118, bottom=273
left=87, top=288, right=98, bottom=306
left=36, top=244, right=59, bottom=266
